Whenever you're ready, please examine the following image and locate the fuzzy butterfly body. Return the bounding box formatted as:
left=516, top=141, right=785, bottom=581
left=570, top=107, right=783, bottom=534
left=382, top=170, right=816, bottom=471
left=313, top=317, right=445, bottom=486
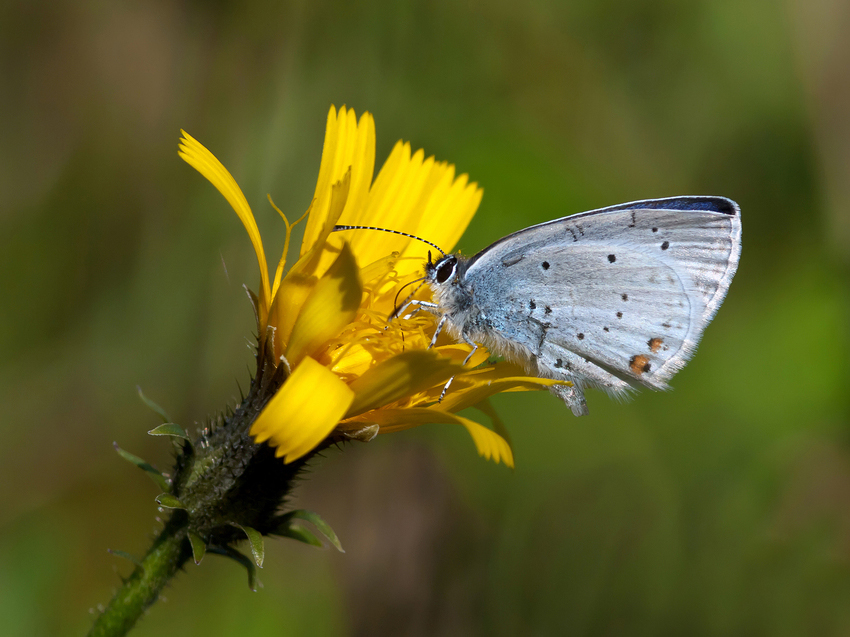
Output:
left=424, top=196, right=742, bottom=415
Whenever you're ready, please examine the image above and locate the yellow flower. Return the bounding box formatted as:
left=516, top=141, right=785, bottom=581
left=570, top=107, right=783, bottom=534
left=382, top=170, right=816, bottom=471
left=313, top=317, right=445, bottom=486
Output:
left=179, top=106, right=559, bottom=468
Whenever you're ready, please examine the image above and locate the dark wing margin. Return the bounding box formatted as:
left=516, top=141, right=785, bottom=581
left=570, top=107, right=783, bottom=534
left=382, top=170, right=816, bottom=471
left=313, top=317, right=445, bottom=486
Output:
left=601, top=197, right=738, bottom=215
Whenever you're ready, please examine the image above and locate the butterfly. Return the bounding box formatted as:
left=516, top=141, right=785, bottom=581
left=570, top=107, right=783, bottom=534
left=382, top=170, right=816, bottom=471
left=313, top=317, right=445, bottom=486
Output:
left=338, top=196, right=741, bottom=415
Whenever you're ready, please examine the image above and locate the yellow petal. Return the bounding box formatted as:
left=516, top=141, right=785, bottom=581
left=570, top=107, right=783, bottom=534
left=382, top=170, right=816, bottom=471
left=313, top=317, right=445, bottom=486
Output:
left=406, top=362, right=566, bottom=412
left=301, top=106, right=375, bottom=257
left=329, top=142, right=482, bottom=276
left=298, top=168, right=354, bottom=277
left=337, top=142, right=422, bottom=262
left=301, top=108, right=483, bottom=281
left=405, top=171, right=482, bottom=261
left=357, top=252, right=399, bottom=288
left=460, top=414, right=514, bottom=467
left=472, top=398, right=513, bottom=451
left=433, top=343, right=491, bottom=367
left=341, top=407, right=513, bottom=467
left=329, top=343, right=378, bottom=378
left=251, top=356, right=354, bottom=463
left=435, top=374, right=564, bottom=414
left=269, top=170, right=352, bottom=356
left=286, top=241, right=363, bottom=368
left=345, top=350, right=460, bottom=417
left=178, top=131, right=271, bottom=323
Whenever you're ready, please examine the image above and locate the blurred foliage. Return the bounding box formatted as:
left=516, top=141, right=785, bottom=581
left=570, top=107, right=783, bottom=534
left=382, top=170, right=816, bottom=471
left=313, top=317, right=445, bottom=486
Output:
left=1, top=0, right=848, bottom=635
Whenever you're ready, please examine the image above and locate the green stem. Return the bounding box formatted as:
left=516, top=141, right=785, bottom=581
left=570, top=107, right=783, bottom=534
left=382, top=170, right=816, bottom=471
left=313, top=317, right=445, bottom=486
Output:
left=88, top=512, right=192, bottom=637
left=89, top=356, right=298, bottom=635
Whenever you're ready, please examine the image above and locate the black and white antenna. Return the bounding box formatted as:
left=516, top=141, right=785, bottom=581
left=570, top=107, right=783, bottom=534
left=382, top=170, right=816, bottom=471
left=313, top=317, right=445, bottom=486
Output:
left=332, top=225, right=446, bottom=257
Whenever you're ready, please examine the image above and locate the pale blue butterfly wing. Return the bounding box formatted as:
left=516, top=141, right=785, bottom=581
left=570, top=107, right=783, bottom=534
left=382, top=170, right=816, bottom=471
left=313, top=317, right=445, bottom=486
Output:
left=428, top=196, right=741, bottom=416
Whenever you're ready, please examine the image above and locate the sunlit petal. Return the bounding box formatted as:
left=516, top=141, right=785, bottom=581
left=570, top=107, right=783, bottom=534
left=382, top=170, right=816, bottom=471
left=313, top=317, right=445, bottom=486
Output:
left=269, top=170, right=352, bottom=356
left=345, top=350, right=460, bottom=417
left=406, top=171, right=482, bottom=261
left=411, top=363, right=566, bottom=410
left=341, top=407, right=513, bottom=467
left=251, top=357, right=355, bottom=463
left=179, top=131, right=271, bottom=322
left=432, top=344, right=491, bottom=368
left=436, top=375, right=565, bottom=414
left=286, top=242, right=363, bottom=368
left=301, top=107, right=375, bottom=257
left=327, top=141, right=483, bottom=276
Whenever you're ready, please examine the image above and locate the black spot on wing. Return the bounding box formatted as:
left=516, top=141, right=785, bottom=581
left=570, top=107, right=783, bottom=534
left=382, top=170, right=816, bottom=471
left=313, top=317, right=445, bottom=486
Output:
left=661, top=241, right=669, bottom=250
left=608, top=254, right=616, bottom=263
left=541, top=261, right=550, bottom=270
left=621, top=293, right=628, bottom=301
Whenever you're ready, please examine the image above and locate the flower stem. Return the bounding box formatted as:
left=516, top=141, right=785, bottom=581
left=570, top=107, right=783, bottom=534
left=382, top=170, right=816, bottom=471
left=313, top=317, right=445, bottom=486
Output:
left=89, top=355, right=300, bottom=635
left=88, top=511, right=192, bottom=637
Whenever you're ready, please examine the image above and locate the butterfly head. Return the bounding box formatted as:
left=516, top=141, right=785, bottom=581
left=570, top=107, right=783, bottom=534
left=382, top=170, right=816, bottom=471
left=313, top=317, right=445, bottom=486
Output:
left=424, top=252, right=474, bottom=321
left=426, top=253, right=460, bottom=287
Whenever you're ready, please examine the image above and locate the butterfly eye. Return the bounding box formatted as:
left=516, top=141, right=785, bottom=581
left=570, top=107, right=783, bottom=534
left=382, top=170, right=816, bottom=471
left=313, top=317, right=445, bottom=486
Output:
left=435, top=258, right=456, bottom=284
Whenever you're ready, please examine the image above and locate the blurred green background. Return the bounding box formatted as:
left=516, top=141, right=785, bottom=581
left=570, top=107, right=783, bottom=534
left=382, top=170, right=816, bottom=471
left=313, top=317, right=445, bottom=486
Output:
left=2, top=0, right=849, bottom=634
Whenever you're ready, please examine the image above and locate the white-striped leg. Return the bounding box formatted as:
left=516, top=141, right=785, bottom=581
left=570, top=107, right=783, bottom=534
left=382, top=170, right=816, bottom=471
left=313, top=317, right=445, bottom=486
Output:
left=384, top=300, right=440, bottom=335
left=429, top=314, right=449, bottom=348
left=438, top=333, right=478, bottom=402
left=392, top=299, right=439, bottom=321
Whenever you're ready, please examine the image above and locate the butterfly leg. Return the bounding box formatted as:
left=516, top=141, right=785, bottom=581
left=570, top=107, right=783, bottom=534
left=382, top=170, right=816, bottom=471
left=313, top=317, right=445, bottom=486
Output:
left=538, top=344, right=632, bottom=417
left=392, top=299, right=439, bottom=321
left=428, top=314, right=449, bottom=348
left=549, top=383, right=589, bottom=417
left=438, top=333, right=478, bottom=403
left=384, top=300, right=440, bottom=338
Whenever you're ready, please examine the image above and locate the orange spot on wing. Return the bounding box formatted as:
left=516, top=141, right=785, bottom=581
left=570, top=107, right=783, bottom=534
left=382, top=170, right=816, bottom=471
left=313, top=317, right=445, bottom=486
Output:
left=648, top=337, right=663, bottom=353
left=629, top=354, right=651, bottom=376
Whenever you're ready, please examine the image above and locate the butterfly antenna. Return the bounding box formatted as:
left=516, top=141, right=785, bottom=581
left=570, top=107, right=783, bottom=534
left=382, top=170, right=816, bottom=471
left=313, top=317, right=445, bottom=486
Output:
left=332, top=225, right=446, bottom=257
left=391, top=277, right=428, bottom=319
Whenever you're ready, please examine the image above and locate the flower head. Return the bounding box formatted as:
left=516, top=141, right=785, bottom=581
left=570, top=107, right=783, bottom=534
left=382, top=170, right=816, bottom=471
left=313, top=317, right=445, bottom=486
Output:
left=179, top=106, right=559, bottom=468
